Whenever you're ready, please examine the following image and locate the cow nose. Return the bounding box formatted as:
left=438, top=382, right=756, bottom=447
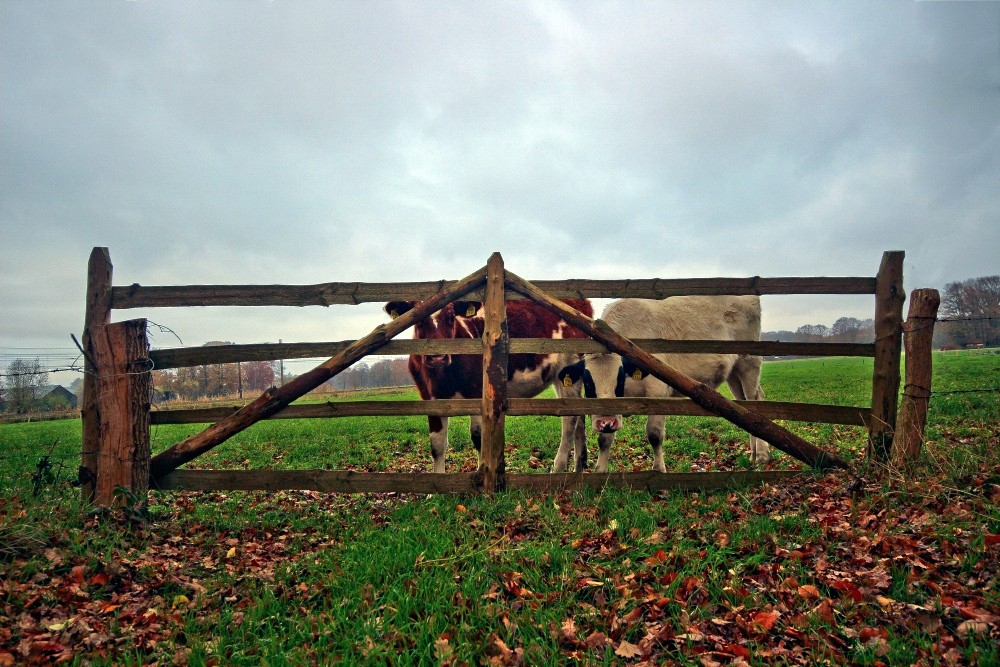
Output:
left=426, top=354, right=450, bottom=368
left=594, top=417, right=620, bottom=433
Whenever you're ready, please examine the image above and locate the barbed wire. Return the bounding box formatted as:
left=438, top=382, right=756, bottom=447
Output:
left=937, top=316, right=998, bottom=323
left=932, top=388, right=1000, bottom=397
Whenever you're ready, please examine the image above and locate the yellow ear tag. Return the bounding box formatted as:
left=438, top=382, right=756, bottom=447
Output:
left=390, top=309, right=398, bottom=319
left=465, top=304, right=477, bottom=317
left=632, top=369, right=644, bottom=380
left=563, top=375, right=573, bottom=388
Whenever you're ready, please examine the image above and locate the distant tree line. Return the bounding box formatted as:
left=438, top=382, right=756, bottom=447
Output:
left=152, top=360, right=276, bottom=401
left=763, top=317, right=876, bottom=347
left=150, top=343, right=412, bottom=401
left=328, top=358, right=411, bottom=391
left=935, top=275, right=999, bottom=348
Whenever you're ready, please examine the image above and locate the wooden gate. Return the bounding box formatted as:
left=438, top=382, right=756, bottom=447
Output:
left=80, top=248, right=904, bottom=506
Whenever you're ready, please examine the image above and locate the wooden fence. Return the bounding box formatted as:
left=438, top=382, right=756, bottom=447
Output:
left=80, top=248, right=906, bottom=506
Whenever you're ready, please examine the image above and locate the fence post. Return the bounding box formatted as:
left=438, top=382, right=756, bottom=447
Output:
left=891, top=289, right=940, bottom=467
left=478, top=253, right=508, bottom=493
left=93, top=319, right=151, bottom=508
left=868, top=250, right=905, bottom=462
left=81, top=247, right=113, bottom=504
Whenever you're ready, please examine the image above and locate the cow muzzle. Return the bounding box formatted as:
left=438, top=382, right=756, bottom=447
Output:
left=593, top=416, right=622, bottom=434
left=425, top=354, right=451, bottom=369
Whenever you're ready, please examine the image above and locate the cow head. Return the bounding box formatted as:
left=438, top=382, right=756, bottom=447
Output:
left=384, top=300, right=481, bottom=369
left=557, top=354, right=648, bottom=433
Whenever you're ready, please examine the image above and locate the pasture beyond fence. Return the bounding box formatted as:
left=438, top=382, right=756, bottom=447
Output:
left=80, top=248, right=918, bottom=507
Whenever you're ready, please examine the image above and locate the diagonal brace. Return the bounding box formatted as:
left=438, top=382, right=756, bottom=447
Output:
left=149, top=265, right=489, bottom=481
left=504, top=270, right=853, bottom=472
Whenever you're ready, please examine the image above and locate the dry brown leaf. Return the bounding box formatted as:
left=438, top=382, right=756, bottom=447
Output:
left=614, top=640, right=642, bottom=658
left=798, top=585, right=821, bottom=600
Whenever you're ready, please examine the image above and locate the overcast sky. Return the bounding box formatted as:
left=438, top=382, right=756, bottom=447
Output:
left=2, top=1, right=998, bottom=384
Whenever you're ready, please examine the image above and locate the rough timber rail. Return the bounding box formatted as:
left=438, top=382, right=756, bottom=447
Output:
left=80, top=247, right=905, bottom=505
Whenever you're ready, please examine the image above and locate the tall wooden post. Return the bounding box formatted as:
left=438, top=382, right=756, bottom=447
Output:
left=478, top=253, right=508, bottom=493
left=81, top=247, right=113, bottom=503
left=891, top=289, right=940, bottom=467
left=868, top=250, right=905, bottom=462
left=92, top=319, right=151, bottom=508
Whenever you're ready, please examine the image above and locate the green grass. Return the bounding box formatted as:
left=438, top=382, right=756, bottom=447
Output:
left=1, top=352, right=998, bottom=665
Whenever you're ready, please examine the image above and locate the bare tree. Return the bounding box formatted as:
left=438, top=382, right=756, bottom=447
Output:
left=941, top=275, right=1000, bottom=347
left=2, top=358, right=49, bottom=414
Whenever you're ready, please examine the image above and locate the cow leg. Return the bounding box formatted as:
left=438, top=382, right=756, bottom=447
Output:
left=470, top=415, right=483, bottom=453
left=573, top=416, right=588, bottom=472
left=595, top=431, right=616, bottom=473
left=646, top=415, right=667, bottom=472
left=551, top=415, right=588, bottom=473
left=428, top=415, right=449, bottom=474
left=728, top=356, right=772, bottom=465
left=552, top=376, right=583, bottom=473
left=551, top=423, right=572, bottom=473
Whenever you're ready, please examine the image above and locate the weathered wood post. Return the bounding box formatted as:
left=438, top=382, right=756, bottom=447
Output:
left=92, top=319, right=151, bottom=508
left=891, top=289, right=940, bottom=467
left=81, top=247, right=113, bottom=503
left=477, top=253, right=508, bottom=493
left=868, top=250, right=905, bottom=462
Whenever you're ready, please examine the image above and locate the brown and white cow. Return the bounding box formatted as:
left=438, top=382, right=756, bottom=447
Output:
left=385, top=298, right=594, bottom=473
left=556, top=296, right=771, bottom=473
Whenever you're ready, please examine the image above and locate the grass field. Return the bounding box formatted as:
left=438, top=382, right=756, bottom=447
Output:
left=1, top=353, right=998, bottom=665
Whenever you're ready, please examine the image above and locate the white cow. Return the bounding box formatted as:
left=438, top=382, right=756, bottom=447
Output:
left=554, top=296, right=771, bottom=473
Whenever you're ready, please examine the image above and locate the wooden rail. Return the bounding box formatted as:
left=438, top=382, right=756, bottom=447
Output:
left=113, top=276, right=877, bottom=309
left=149, top=339, right=874, bottom=369
left=150, top=398, right=869, bottom=426
left=155, top=468, right=809, bottom=494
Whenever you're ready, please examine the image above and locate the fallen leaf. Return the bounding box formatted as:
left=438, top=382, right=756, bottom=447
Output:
left=0, top=651, right=15, bottom=666
left=813, top=599, right=835, bottom=624
left=615, top=640, right=642, bottom=658
left=726, top=644, right=752, bottom=660
left=956, top=620, right=990, bottom=637
left=830, top=580, right=863, bottom=602
left=559, top=618, right=578, bottom=646
left=89, top=573, right=111, bottom=587
left=172, top=594, right=190, bottom=608
left=752, top=610, right=780, bottom=631
left=798, top=585, right=821, bottom=600
left=226, top=547, right=237, bottom=559
left=434, top=637, right=453, bottom=661
left=644, top=549, right=668, bottom=565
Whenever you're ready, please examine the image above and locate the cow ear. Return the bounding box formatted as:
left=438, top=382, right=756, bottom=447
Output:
left=452, top=301, right=482, bottom=318
left=621, top=357, right=648, bottom=381
left=385, top=301, right=415, bottom=319
left=558, top=360, right=586, bottom=387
